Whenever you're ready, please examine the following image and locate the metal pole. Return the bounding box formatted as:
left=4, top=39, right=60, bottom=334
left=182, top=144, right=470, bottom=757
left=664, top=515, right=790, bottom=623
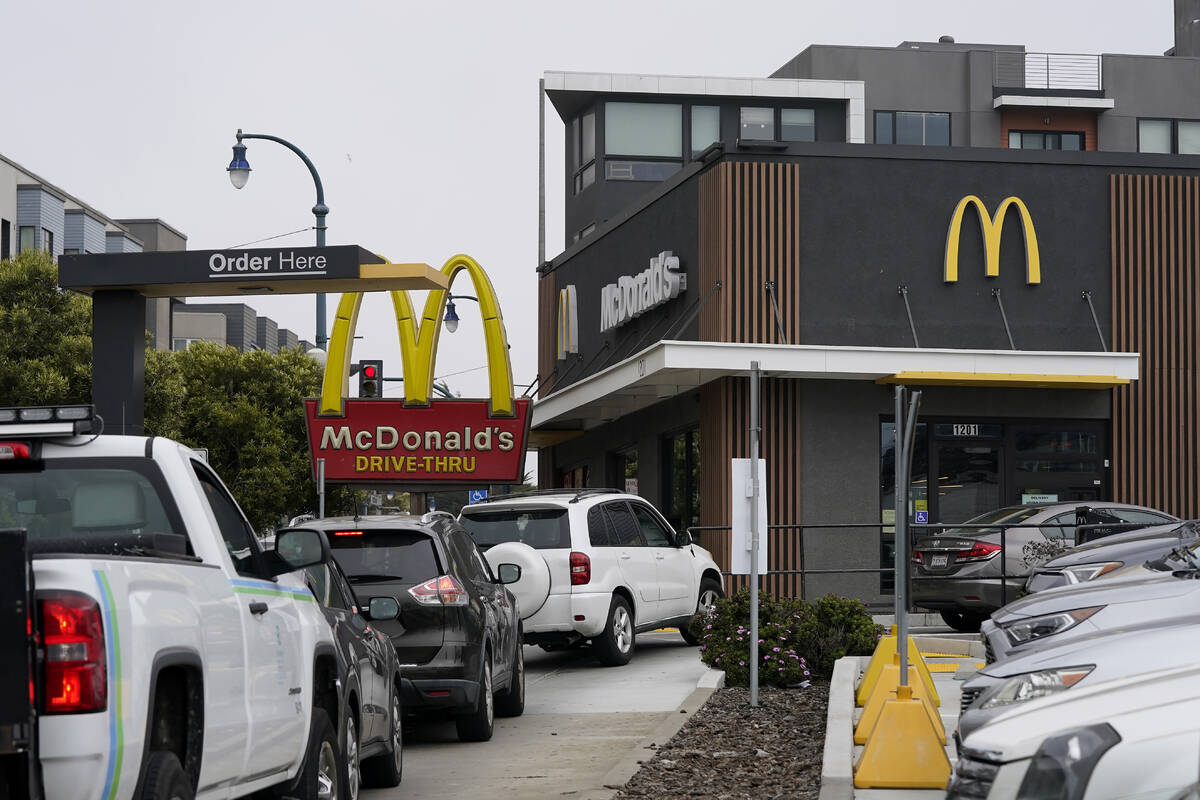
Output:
left=749, top=361, right=761, bottom=708
left=538, top=78, right=546, bottom=267
left=893, top=387, right=906, bottom=680
left=896, top=388, right=922, bottom=685
left=317, top=458, right=326, bottom=519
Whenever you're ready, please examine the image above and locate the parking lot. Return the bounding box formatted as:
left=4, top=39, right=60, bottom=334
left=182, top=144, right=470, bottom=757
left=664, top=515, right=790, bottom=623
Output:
left=364, top=631, right=710, bottom=799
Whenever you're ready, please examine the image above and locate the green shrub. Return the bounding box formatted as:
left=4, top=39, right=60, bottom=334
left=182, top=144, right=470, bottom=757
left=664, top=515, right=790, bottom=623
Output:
left=691, top=590, right=883, bottom=684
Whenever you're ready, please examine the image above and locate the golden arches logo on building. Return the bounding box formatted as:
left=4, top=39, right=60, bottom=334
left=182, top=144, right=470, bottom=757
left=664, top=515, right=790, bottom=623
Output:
left=944, top=195, right=1041, bottom=285
left=318, top=253, right=515, bottom=417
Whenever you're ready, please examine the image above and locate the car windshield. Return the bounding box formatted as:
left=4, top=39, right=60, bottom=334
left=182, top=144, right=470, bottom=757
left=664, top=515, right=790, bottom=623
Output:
left=459, top=508, right=570, bottom=550
left=938, top=506, right=1043, bottom=537
left=0, top=459, right=186, bottom=552
left=327, top=530, right=441, bottom=584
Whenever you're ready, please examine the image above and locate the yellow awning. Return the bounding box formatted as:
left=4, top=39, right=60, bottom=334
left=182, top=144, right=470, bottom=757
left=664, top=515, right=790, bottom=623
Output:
left=877, top=371, right=1130, bottom=389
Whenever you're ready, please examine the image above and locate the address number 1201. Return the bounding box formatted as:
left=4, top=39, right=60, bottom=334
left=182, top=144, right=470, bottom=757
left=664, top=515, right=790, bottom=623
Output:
left=952, top=424, right=980, bottom=437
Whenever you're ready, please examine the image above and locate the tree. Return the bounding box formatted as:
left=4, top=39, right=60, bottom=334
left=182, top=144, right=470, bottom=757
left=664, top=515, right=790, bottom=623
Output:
left=145, top=342, right=354, bottom=532
left=0, top=250, right=91, bottom=405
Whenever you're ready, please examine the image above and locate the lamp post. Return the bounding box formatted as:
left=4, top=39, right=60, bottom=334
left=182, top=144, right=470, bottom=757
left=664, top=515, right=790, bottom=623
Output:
left=227, top=128, right=330, bottom=350
left=442, top=294, right=478, bottom=334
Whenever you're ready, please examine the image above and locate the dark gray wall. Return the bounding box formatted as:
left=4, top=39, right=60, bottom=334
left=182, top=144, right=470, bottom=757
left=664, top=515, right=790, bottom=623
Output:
left=798, top=379, right=1111, bottom=603
left=544, top=391, right=700, bottom=508
left=1098, top=53, right=1200, bottom=152
left=1175, top=0, right=1200, bottom=56
left=194, top=303, right=257, bottom=351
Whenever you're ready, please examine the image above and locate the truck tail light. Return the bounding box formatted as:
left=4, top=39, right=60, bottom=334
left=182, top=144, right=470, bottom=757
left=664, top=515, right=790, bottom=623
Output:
left=40, top=592, right=106, bottom=714
left=569, top=552, right=591, bottom=585
left=408, top=575, right=469, bottom=607
left=0, top=441, right=31, bottom=461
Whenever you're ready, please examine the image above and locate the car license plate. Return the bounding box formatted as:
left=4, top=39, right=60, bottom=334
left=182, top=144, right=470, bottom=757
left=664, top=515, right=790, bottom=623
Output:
left=930, top=554, right=949, bottom=568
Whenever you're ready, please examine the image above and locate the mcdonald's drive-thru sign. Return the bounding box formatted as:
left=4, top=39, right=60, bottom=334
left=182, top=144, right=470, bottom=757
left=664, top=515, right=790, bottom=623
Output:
left=943, top=195, right=1042, bottom=285
left=304, top=254, right=531, bottom=486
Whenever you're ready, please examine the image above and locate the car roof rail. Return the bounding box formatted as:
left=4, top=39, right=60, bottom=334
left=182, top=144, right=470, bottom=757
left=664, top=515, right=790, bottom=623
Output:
left=420, top=510, right=456, bottom=525
left=468, top=487, right=624, bottom=505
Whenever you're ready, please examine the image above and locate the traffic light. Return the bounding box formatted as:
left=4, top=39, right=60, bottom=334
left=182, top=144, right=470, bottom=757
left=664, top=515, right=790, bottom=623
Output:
left=358, top=360, right=383, bottom=398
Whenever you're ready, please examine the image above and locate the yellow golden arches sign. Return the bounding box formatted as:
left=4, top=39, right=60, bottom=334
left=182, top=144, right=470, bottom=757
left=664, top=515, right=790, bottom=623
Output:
left=318, top=253, right=515, bottom=417
left=944, top=195, right=1041, bottom=285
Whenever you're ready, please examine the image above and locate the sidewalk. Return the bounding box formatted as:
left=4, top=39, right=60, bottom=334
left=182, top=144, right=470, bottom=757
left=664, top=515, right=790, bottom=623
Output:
left=821, top=635, right=984, bottom=800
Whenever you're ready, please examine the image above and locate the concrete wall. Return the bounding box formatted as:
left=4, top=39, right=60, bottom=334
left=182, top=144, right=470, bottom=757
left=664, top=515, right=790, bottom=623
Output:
left=1098, top=53, right=1200, bottom=151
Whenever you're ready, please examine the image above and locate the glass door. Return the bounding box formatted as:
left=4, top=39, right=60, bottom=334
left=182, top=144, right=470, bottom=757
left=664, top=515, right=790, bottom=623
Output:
left=933, top=440, right=1002, bottom=524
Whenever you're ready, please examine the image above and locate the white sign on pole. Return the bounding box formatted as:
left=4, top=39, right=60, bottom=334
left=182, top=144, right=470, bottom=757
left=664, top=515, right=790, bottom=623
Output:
left=730, top=458, right=768, bottom=575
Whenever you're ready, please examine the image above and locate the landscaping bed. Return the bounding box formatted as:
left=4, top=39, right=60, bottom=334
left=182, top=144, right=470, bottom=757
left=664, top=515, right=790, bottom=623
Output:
left=613, top=684, right=829, bottom=800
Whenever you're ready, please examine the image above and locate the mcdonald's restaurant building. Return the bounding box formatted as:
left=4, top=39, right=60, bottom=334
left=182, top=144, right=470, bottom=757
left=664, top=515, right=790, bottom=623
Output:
left=533, top=128, right=1200, bottom=606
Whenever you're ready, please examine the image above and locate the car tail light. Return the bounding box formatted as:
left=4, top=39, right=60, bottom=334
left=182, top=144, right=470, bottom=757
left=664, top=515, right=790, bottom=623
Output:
left=911, top=551, right=924, bottom=564
left=569, top=552, right=591, bottom=585
left=40, top=592, right=106, bottom=713
left=956, top=542, right=1002, bottom=562
left=0, top=441, right=31, bottom=461
left=408, top=575, right=469, bottom=607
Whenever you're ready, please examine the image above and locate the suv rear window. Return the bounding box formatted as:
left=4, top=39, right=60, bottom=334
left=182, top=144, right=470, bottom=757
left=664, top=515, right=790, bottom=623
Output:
left=459, top=508, right=570, bottom=550
left=0, top=458, right=184, bottom=548
left=328, top=530, right=441, bottom=585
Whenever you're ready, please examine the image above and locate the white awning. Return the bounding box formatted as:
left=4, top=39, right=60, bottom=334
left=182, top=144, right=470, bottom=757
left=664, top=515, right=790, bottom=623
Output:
left=531, top=340, right=1138, bottom=433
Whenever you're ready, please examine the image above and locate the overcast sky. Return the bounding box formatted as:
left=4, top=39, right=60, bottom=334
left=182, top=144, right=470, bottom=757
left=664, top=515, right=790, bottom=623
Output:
left=2, top=0, right=1176, bottom=406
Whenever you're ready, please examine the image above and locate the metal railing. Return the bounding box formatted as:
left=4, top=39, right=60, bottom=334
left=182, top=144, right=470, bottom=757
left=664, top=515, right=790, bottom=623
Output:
left=994, top=51, right=1103, bottom=92
left=686, top=519, right=1149, bottom=608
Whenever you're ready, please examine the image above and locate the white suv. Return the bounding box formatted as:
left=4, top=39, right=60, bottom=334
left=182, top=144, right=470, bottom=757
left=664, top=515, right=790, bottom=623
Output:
left=459, top=489, right=724, bottom=666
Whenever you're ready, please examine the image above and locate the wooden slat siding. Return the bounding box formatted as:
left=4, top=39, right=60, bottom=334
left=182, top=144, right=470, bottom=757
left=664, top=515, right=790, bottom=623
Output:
left=537, top=269, right=557, bottom=398
left=1111, top=173, right=1200, bottom=518
left=697, top=377, right=803, bottom=598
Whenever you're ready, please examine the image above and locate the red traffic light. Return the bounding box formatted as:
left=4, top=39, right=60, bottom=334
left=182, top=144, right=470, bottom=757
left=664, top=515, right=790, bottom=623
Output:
left=362, top=364, right=378, bottom=379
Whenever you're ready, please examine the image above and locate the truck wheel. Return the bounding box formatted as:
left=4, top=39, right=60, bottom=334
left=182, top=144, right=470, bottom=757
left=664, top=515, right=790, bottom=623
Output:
left=681, top=579, right=725, bottom=645
left=455, top=657, right=494, bottom=742
left=293, top=709, right=344, bottom=800
left=593, top=595, right=635, bottom=666
left=361, top=683, right=403, bottom=787
left=494, top=632, right=525, bottom=718
left=138, top=751, right=193, bottom=800
left=940, top=610, right=985, bottom=633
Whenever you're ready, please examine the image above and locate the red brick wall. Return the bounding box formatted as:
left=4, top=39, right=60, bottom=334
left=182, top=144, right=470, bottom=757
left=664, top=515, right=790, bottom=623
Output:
left=1000, top=108, right=1099, bottom=150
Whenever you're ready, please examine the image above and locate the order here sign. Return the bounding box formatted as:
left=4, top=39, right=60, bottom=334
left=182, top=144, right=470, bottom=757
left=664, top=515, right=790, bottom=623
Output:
left=304, top=398, right=531, bottom=486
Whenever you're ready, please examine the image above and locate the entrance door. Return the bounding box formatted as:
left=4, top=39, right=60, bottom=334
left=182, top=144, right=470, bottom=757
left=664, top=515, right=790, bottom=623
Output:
left=933, top=441, right=1002, bottom=524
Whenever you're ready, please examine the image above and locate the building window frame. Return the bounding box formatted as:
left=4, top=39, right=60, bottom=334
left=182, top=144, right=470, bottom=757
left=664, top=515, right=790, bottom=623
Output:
left=874, top=110, right=951, bottom=146
left=18, top=226, right=35, bottom=253
left=1137, top=117, right=1200, bottom=155
left=661, top=426, right=700, bottom=535
left=1008, top=130, right=1085, bottom=151
left=571, top=108, right=596, bottom=195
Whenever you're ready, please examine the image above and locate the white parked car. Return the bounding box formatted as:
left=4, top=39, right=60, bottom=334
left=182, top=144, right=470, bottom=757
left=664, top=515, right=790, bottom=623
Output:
left=459, top=489, right=724, bottom=666
left=950, top=663, right=1200, bottom=799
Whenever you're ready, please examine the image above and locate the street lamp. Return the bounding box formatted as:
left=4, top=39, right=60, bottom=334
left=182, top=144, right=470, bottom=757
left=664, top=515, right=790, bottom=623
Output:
left=442, top=294, right=478, bottom=334
left=227, top=128, right=330, bottom=350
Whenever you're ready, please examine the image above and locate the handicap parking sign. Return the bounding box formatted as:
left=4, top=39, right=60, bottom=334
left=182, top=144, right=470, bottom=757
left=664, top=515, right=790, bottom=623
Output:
left=468, top=489, right=488, bottom=504
left=915, top=510, right=929, bottom=524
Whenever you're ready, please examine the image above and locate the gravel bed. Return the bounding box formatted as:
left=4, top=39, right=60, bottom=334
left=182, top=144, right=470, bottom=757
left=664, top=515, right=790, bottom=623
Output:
left=613, top=684, right=829, bottom=800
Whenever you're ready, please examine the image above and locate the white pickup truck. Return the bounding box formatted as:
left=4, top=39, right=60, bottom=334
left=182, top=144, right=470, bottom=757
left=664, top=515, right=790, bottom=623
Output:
left=0, top=405, right=346, bottom=800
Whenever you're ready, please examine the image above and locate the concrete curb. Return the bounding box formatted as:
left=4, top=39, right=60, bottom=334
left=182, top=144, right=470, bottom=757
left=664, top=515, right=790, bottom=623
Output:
left=913, top=635, right=986, bottom=660
left=819, top=655, right=867, bottom=800
left=579, top=668, right=726, bottom=800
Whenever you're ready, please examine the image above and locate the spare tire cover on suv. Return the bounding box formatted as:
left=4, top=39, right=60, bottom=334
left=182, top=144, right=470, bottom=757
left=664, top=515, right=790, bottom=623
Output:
left=484, top=542, right=551, bottom=619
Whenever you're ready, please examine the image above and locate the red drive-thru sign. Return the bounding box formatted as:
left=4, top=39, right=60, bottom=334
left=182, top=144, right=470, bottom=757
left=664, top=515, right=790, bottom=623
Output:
left=304, top=398, right=531, bottom=484
left=306, top=253, right=532, bottom=486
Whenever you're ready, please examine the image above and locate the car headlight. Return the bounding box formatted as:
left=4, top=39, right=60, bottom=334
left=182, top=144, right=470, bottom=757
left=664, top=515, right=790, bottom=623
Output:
left=1017, top=723, right=1121, bottom=800
left=1060, top=562, right=1124, bottom=584
left=978, top=666, right=1094, bottom=709
left=1002, top=606, right=1104, bottom=645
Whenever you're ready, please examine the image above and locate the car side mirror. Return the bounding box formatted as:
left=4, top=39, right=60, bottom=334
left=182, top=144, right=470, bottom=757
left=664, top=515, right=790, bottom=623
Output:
left=677, top=530, right=693, bottom=547
left=269, top=528, right=330, bottom=576
left=496, top=563, right=522, bottom=584
left=365, top=596, right=400, bottom=620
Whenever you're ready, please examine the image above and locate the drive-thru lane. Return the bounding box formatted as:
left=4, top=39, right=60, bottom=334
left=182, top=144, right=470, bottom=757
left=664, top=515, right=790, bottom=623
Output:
left=362, top=630, right=710, bottom=799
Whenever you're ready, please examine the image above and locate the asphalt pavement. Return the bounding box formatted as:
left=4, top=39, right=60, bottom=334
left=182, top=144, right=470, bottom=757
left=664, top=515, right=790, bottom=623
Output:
left=362, top=629, right=710, bottom=799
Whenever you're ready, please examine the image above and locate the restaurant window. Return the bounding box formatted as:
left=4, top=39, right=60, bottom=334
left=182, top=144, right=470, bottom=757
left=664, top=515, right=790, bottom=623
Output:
left=1008, top=131, right=1083, bottom=150
left=662, top=428, right=700, bottom=534
left=739, top=107, right=774, bottom=141
left=879, top=421, right=928, bottom=595
left=874, top=111, right=950, bottom=146
left=1138, top=118, right=1200, bottom=155
left=691, top=105, right=720, bottom=155
left=571, top=109, right=596, bottom=194
left=780, top=108, right=815, bottom=142
left=613, top=448, right=638, bottom=495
